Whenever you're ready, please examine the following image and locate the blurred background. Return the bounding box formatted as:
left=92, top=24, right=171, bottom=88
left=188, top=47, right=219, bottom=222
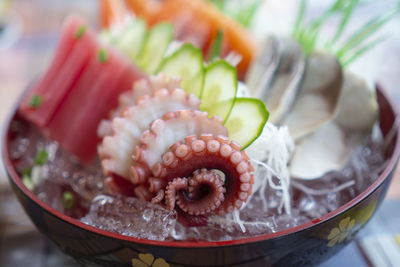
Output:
left=0, top=0, right=399, bottom=266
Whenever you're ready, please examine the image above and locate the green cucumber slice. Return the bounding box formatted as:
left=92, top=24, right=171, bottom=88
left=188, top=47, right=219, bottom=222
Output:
left=157, top=43, right=204, bottom=98
left=116, top=19, right=147, bottom=62
left=201, top=60, right=237, bottom=121
left=138, top=23, right=173, bottom=74
left=224, top=98, right=269, bottom=149
left=98, top=29, right=116, bottom=45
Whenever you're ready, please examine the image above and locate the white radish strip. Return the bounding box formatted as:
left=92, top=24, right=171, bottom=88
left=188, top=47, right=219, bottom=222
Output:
left=246, top=123, right=294, bottom=215
left=291, top=180, right=355, bottom=196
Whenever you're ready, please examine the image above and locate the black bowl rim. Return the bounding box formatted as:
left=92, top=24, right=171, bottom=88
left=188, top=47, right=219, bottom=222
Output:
left=2, top=86, right=400, bottom=249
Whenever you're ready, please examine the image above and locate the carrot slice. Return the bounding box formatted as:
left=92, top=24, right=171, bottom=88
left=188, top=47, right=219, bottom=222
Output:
left=100, top=0, right=129, bottom=28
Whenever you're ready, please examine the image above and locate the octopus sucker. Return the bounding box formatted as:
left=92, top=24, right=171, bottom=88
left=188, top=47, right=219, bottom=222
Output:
left=113, top=73, right=182, bottom=119
left=129, top=164, right=150, bottom=184
left=99, top=85, right=200, bottom=179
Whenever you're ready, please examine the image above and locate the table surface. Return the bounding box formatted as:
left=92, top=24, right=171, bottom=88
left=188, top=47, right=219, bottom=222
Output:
left=0, top=0, right=399, bottom=266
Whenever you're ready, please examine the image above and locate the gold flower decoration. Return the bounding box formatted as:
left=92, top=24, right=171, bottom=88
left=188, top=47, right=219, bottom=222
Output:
left=327, top=217, right=355, bottom=247
left=132, top=253, right=170, bottom=267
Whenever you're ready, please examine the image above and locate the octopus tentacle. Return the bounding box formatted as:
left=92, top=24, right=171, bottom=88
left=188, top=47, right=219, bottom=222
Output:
left=131, top=110, right=228, bottom=172
left=153, top=135, right=254, bottom=214
left=99, top=87, right=200, bottom=178
left=175, top=169, right=226, bottom=215
left=151, top=190, right=165, bottom=204
left=98, top=73, right=183, bottom=136
left=165, top=177, right=188, bottom=210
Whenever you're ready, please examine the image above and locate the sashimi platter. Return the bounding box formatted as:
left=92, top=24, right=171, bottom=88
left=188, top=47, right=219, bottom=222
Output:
left=6, top=0, right=400, bottom=247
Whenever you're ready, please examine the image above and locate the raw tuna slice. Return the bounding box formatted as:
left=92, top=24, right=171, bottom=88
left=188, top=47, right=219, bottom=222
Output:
left=19, top=16, right=146, bottom=164
left=46, top=48, right=145, bottom=163
left=19, top=15, right=94, bottom=127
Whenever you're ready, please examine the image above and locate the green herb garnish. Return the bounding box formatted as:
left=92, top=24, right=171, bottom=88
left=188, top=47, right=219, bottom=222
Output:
left=34, top=150, right=48, bottom=166
left=22, top=167, right=32, bottom=176
left=207, top=0, right=263, bottom=28
left=98, top=49, right=108, bottom=63
left=22, top=175, right=33, bottom=191
left=28, top=94, right=43, bottom=109
left=209, top=29, right=224, bottom=61
left=293, top=0, right=400, bottom=66
left=75, top=25, right=86, bottom=39
left=62, top=191, right=75, bottom=210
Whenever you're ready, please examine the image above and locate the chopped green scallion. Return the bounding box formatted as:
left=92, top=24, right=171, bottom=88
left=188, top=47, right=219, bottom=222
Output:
left=22, top=175, right=34, bottom=191
left=209, top=29, right=224, bottom=61
left=28, top=95, right=43, bottom=109
left=22, top=167, right=32, bottom=176
left=34, top=150, right=48, bottom=166
left=62, top=191, right=75, bottom=210
left=98, top=49, right=108, bottom=63
left=75, top=25, right=86, bottom=39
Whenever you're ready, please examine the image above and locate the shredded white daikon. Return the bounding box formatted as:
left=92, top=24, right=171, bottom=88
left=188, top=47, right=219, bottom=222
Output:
left=215, top=123, right=295, bottom=232
left=291, top=180, right=355, bottom=196
left=245, top=123, right=294, bottom=216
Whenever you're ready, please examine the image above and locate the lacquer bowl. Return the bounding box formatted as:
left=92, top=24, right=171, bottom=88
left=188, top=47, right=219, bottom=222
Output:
left=2, top=87, right=400, bottom=267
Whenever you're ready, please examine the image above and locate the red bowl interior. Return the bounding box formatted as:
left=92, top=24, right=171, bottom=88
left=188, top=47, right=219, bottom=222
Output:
left=2, top=86, right=400, bottom=249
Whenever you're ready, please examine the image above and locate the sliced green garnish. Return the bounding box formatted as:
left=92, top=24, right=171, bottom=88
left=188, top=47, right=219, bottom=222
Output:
left=34, top=150, right=48, bottom=166
left=116, top=19, right=147, bottom=62
left=209, top=29, right=224, bottom=61
left=200, top=60, right=237, bottom=121
left=138, top=23, right=174, bottom=74
left=98, top=29, right=114, bottom=45
left=98, top=49, right=108, bottom=63
left=62, top=191, right=75, bottom=210
left=22, top=175, right=33, bottom=190
left=22, top=167, right=32, bottom=176
left=224, top=98, right=269, bottom=149
left=157, top=43, right=205, bottom=98
left=29, top=94, right=43, bottom=109
left=75, top=25, right=86, bottom=39
left=293, top=0, right=400, bottom=64
left=207, top=0, right=264, bottom=28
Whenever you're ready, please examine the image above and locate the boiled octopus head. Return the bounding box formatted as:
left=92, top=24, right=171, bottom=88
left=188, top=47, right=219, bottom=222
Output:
left=98, top=75, right=254, bottom=221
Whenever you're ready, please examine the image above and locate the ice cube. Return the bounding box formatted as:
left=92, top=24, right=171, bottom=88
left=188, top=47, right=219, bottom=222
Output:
left=81, top=194, right=177, bottom=241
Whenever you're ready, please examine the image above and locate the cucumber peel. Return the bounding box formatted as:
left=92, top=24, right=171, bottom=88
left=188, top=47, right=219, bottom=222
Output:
left=200, top=60, right=237, bottom=121
left=224, top=98, right=269, bottom=149
left=138, top=23, right=173, bottom=74
left=157, top=43, right=204, bottom=98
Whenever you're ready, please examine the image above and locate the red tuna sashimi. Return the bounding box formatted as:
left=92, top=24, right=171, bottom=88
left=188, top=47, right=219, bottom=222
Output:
left=19, top=16, right=95, bottom=127
left=46, top=48, right=145, bottom=163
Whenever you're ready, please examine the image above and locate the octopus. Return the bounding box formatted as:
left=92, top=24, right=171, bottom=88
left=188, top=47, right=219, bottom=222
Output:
left=98, top=74, right=254, bottom=220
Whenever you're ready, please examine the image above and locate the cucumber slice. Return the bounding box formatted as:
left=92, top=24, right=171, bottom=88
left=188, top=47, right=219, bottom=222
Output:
left=201, top=60, right=237, bottom=121
left=98, top=30, right=115, bottom=45
left=116, top=19, right=147, bottom=62
left=157, top=43, right=204, bottom=98
left=224, top=98, right=269, bottom=149
left=138, top=23, right=173, bottom=74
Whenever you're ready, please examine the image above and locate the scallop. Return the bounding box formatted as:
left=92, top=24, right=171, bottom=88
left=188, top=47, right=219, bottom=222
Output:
left=280, top=51, right=343, bottom=140
left=289, top=71, right=378, bottom=180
